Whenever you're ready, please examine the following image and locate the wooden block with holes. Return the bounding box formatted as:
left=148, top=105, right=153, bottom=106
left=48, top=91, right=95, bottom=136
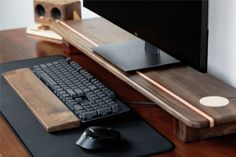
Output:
left=34, top=0, right=81, bottom=26
left=3, top=68, right=80, bottom=132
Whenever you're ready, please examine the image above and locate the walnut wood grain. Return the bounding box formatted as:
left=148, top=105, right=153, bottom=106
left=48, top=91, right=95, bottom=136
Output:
left=175, top=119, right=236, bottom=142
left=3, top=68, right=80, bottom=132
left=142, top=67, right=236, bottom=124
left=0, top=29, right=65, bottom=63
left=50, top=18, right=236, bottom=129
left=0, top=116, right=30, bottom=157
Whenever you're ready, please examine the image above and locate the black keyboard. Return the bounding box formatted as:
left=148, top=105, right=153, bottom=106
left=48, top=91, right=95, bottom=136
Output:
left=33, top=58, right=129, bottom=123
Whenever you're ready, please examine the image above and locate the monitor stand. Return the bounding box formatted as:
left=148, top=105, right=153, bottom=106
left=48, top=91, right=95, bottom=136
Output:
left=92, top=39, right=179, bottom=72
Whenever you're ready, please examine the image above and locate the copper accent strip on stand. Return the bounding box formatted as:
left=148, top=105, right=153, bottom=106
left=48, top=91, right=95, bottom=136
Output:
left=59, top=21, right=99, bottom=47
left=57, top=20, right=215, bottom=127
left=137, top=71, right=215, bottom=127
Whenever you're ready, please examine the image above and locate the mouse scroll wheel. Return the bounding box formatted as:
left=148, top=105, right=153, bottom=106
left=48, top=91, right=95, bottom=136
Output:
left=88, top=128, right=95, bottom=133
left=86, top=129, right=98, bottom=138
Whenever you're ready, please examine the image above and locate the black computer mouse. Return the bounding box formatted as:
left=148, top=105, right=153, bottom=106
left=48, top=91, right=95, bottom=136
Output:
left=76, top=126, right=121, bottom=150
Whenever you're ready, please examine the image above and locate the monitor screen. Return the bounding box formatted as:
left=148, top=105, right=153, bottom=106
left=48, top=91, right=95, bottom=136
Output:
left=84, top=0, right=208, bottom=72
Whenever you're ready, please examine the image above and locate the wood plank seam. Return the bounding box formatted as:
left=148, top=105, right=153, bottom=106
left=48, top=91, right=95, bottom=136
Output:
left=55, top=21, right=215, bottom=127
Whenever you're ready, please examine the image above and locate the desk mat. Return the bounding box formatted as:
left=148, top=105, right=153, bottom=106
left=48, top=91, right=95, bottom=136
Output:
left=0, top=55, right=173, bottom=157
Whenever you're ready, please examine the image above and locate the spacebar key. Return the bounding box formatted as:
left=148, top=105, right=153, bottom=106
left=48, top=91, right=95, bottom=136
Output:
left=39, top=72, right=57, bottom=88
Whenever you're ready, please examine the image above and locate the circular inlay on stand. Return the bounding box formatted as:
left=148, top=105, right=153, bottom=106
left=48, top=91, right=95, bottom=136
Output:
left=199, top=96, right=229, bottom=107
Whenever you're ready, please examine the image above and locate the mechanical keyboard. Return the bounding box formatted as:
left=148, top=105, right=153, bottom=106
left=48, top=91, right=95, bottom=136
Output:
left=33, top=58, right=129, bottom=123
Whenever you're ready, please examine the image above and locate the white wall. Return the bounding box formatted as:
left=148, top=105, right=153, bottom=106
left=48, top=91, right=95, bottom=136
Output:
left=0, top=0, right=98, bottom=30
left=208, top=0, right=236, bottom=88
left=0, top=0, right=236, bottom=88
left=0, top=0, right=35, bottom=30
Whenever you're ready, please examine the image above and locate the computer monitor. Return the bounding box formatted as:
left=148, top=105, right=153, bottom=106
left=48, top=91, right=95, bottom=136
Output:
left=84, top=0, right=208, bottom=72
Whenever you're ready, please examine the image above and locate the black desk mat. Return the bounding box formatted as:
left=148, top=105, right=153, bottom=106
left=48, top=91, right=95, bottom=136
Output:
left=0, top=55, right=173, bottom=157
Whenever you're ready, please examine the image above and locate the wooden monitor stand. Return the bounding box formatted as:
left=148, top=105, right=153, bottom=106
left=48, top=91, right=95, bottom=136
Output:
left=50, top=17, right=236, bottom=142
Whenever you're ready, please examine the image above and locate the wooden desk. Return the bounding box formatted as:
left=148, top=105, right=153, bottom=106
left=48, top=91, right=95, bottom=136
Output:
left=0, top=28, right=236, bottom=157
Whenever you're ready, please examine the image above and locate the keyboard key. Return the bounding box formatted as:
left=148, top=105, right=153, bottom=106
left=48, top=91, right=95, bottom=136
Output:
left=68, top=101, right=77, bottom=109
left=93, top=106, right=99, bottom=109
left=105, top=90, right=115, bottom=99
left=99, top=93, right=106, bottom=99
left=82, top=88, right=90, bottom=94
left=88, top=85, right=97, bottom=91
left=75, top=98, right=83, bottom=103
left=82, top=110, right=97, bottom=119
left=46, top=63, right=53, bottom=67
left=75, top=109, right=86, bottom=115
left=66, top=89, right=77, bottom=98
left=84, top=105, right=91, bottom=109
left=111, top=103, right=119, bottom=113
left=74, top=89, right=84, bottom=97
left=40, top=64, right=47, bottom=69
left=74, top=104, right=84, bottom=111
left=81, top=101, right=89, bottom=106
left=91, top=103, right=99, bottom=107
left=62, top=93, right=69, bottom=99
left=52, top=85, right=60, bottom=90
left=65, top=57, right=72, bottom=63
left=97, top=107, right=111, bottom=115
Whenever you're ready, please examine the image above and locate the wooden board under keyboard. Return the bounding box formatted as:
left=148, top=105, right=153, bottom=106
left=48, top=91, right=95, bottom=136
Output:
left=3, top=68, right=80, bottom=132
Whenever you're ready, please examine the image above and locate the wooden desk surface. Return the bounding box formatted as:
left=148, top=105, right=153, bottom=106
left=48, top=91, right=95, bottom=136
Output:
left=0, top=28, right=236, bottom=157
